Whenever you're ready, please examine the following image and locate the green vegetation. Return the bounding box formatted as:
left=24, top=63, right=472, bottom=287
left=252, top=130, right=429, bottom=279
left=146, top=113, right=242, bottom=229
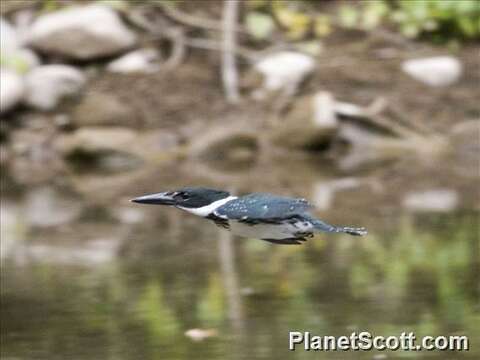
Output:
left=245, top=0, right=480, bottom=42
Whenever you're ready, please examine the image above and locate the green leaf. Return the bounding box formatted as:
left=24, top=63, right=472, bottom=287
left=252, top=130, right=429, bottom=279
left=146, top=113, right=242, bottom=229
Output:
left=246, top=11, right=275, bottom=40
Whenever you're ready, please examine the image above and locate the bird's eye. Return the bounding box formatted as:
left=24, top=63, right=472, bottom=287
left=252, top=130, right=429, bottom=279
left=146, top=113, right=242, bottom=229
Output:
left=174, top=192, right=189, bottom=201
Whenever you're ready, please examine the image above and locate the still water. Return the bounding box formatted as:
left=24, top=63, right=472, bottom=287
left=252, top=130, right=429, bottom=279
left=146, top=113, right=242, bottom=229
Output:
left=1, top=163, right=479, bottom=360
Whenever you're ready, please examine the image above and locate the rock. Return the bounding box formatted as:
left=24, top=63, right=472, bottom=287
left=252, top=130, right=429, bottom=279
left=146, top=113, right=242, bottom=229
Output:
left=403, top=189, right=459, bottom=212
left=57, top=126, right=138, bottom=155
left=57, top=126, right=179, bottom=171
left=402, top=56, right=462, bottom=87
left=7, top=48, right=40, bottom=71
left=271, top=92, right=338, bottom=149
left=253, top=51, right=315, bottom=97
left=0, top=69, right=24, bottom=114
left=24, top=65, right=86, bottom=110
left=56, top=126, right=144, bottom=171
left=72, top=92, right=138, bottom=127
left=184, top=329, right=218, bottom=342
left=188, top=126, right=258, bottom=169
left=27, top=5, right=137, bottom=60
left=24, top=186, right=84, bottom=227
left=107, top=48, right=160, bottom=74
left=1, top=18, right=40, bottom=72
left=1, top=18, right=20, bottom=53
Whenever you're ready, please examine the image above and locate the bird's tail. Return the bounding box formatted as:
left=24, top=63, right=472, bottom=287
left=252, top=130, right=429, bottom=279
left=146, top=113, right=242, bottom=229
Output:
left=308, top=216, right=367, bottom=236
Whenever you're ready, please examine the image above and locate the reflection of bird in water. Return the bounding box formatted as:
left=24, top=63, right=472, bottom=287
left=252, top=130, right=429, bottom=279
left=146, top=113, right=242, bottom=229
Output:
left=132, top=187, right=367, bottom=245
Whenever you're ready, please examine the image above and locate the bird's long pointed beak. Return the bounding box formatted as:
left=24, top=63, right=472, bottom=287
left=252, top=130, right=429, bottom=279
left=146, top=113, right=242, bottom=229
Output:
left=131, top=192, right=176, bottom=205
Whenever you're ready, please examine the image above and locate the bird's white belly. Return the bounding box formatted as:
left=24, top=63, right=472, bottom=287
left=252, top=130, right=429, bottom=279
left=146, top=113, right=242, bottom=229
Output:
left=229, top=220, right=313, bottom=240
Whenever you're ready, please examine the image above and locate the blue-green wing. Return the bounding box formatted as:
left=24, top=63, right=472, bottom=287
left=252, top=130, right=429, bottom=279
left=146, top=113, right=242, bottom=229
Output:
left=214, top=193, right=313, bottom=221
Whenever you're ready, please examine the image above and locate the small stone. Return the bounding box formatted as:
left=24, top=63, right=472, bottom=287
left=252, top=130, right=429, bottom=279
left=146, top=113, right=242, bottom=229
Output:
left=402, top=56, right=462, bottom=87
left=27, top=4, right=137, bottom=60
left=253, top=51, right=315, bottom=95
left=184, top=328, right=217, bottom=342
left=24, top=65, right=86, bottom=110
left=403, top=189, right=459, bottom=212
left=107, top=48, right=160, bottom=73
left=0, top=69, right=24, bottom=114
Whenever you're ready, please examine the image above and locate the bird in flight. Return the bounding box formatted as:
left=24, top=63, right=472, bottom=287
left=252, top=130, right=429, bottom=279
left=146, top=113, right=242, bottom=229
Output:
left=132, top=187, right=367, bottom=245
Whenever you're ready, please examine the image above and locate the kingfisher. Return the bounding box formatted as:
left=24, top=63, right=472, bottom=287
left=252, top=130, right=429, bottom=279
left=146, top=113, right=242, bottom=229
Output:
left=131, top=187, right=367, bottom=245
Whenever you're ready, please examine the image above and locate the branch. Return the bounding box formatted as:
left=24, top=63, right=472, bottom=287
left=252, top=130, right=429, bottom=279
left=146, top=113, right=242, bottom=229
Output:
left=222, top=0, right=241, bottom=104
left=157, top=1, right=246, bottom=34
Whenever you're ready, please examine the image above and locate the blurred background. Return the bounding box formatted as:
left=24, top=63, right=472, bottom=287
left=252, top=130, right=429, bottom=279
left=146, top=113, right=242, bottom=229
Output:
left=1, top=0, right=479, bottom=359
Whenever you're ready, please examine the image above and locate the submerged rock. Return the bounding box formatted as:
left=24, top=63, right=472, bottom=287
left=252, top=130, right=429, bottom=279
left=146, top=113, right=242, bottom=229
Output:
left=272, top=92, right=338, bottom=150
left=0, top=69, right=24, bottom=114
left=402, top=56, right=462, bottom=87
left=403, top=189, right=459, bottom=212
left=27, top=5, right=137, bottom=60
left=24, top=65, right=86, bottom=110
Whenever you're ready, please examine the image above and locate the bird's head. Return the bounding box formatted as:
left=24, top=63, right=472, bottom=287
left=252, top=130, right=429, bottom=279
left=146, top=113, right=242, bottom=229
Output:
left=131, top=187, right=232, bottom=213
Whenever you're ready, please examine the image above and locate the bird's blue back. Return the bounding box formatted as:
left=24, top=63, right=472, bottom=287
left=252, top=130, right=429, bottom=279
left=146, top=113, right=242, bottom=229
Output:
left=215, top=193, right=313, bottom=220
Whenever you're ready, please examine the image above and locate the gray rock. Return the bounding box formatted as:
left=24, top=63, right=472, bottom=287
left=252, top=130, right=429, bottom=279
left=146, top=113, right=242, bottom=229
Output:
left=271, top=92, right=338, bottom=149
left=107, top=48, right=160, bottom=74
left=24, top=65, right=86, bottom=110
left=72, top=92, right=138, bottom=127
left=0, top=69, right=24, bottom=114
left=253, top=51, right=315, bottom=97
left=402, top=56, right=462, bottom=87
left=27, top=5, right=137, bottom=60
left=403, top=189, right=459, bottom=212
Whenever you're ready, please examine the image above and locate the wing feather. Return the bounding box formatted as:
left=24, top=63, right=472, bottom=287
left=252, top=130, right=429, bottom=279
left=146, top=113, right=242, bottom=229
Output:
left=214, top=193, right=313, bottom=221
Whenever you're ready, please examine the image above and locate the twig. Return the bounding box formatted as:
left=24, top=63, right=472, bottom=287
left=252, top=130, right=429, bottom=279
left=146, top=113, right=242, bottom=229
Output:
left=156, top=1, right=246, bottom=34
left=182, top=37, right=257, bottom=61
left=163, top=26, right=187, bottom=69
left=222, top=0, right=241, bottom=104
left=128, top=6, right=186, bottom=69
